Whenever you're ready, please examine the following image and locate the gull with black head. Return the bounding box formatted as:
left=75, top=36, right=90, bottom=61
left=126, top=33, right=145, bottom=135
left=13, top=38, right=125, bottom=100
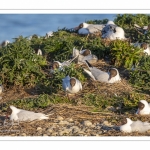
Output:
left=83, top=60, right=121, bottom=83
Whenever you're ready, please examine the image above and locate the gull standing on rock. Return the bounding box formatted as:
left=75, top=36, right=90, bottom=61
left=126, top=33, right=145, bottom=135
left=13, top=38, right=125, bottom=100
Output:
left=120, top=118, right=150, bottom=133
left=74, top=22, right=105, bottom=35
left=136, top=100, right=150, bottom=115
left=6, top=105, right=50, bottom=122
left=83, top=60, right=121, bottom=83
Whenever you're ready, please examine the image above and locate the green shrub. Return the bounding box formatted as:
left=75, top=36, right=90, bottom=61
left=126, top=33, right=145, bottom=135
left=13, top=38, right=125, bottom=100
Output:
left=109, top=39, right=144, bottom=69
left=129, top=55, right=150, bottom=94
left=0, top=36, right=47, bottom=87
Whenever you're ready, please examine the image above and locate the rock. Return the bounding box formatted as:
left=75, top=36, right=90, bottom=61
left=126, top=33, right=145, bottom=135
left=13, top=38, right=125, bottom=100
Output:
left=43, top=134, right=48, bottom=136
left=106, top=106, right=116, bottom=111
left=56, top=116, right=64, bottom=121
left=83, top=120, right=92, bottom=127
left=37, top=127, right=42, bottom=131
left=71, top=126, right=80, bottom=134
left=21, top=133, right=26, bottom=136
left=59, top=121, right=69, bottom=125
left=47, top=128, right=53, bottom=133
left=66, top=118, right=73, bottom=122
left=102, top=121, right=112, bottom=127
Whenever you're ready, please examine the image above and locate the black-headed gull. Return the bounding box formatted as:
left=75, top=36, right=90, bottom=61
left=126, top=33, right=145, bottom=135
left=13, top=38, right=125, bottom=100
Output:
left=101, top=20, right=117, bottom=35
left=133, top=42, right=150, bottom=55
left=136, top=100, right=150, bottom=115
left=62, top=75, right=82, bottom=94
left=1, top=40, right=10, bottom=47
left=6, top=105, right=49, bottom=122
left=120, top=118, right=150, bottom=133
left=74, top=22, right=105, bottom=35
left=72, top=47, right=98, bottom=64
left=50, top=56, right=78, bottom=73
left=102, top=26, right=126, bottom=40
left=83, top=60, right=121, bottom=83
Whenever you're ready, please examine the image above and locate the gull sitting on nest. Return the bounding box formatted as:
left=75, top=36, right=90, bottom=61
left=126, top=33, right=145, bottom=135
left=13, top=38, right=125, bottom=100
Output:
left=50, top=55, right=78, bottom=74
left=6, top=105, right=50, bottom=122
left=83, top=60, right=121, bottom=83
left=74, top=22, right=105, bottom=35
left=62, top=75, right=82, bottom=100
left=101, top=20, right=117, bottom=36
left=136, top=100, right=150, bottom=115
left=72, top=47, right=98, bottom=64
left=102, top=26, right=126, bottom=40
left=120, top=118, right=150, bottom=133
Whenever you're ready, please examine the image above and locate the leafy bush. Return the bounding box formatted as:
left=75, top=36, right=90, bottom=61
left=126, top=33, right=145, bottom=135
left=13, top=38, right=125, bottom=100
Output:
left=129, top=55, right=150, bottom=94
left=0, top=36, right=47, bottom=87
left=109, top=39, right=144, bottom=69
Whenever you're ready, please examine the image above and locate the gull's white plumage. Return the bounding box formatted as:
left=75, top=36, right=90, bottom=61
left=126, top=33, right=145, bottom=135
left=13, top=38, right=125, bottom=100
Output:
left=120, top=118, right=150, bottom=133
left=102, top=26, right=126, bottom=40
left=136, top=100, right=150, bottom=115
left=8, top=105, right=49, bottom=121
left=62, top=75, right=82, bottom=94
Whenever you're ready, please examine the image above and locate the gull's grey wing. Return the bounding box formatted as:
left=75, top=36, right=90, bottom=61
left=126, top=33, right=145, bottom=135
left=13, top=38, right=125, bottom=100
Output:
left=88, top=24, right=105, bottom=33
left=17, top=110, right=41, bottom=121
left=131, top=120, right=150, bottom=133
left=91, top=68, right=109, bottom=82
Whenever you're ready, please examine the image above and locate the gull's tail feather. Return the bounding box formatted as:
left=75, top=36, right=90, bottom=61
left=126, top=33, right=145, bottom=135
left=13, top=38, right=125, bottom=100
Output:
left=83, top=68, right=96, bottom=81
left=85, top=60, right=93, bottom=69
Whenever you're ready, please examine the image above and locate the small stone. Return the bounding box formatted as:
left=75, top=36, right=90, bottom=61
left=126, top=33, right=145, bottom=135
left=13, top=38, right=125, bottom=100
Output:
left=43, top=134, right=48, bottom=136
left=102, top=121, right=112, bottom=127
left=37, top=127, right=42, bottom=131
left=59, top=121, right=69, bottom=125
left=83, top=121, right=92, bottom=127
left=47, top=128, right=53, bottom=133
left=21, top=133, right=26, bottom=136
left=56, top=116, right=64, bottom=121
left=106, top=106, right=116, bottom=111
left=66, top=118, right=73, bottom=122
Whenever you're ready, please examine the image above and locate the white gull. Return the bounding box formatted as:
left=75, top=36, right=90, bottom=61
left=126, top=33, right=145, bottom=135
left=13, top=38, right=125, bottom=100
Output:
left=62, top=75, right=82, bottom=94
left=74, top=22, right=105, bottom=35
left=6, top=105, right=49, bottom=122
left=120, top=118, right=150, bottom=133
left=83, top=60, right=121, bottom=83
